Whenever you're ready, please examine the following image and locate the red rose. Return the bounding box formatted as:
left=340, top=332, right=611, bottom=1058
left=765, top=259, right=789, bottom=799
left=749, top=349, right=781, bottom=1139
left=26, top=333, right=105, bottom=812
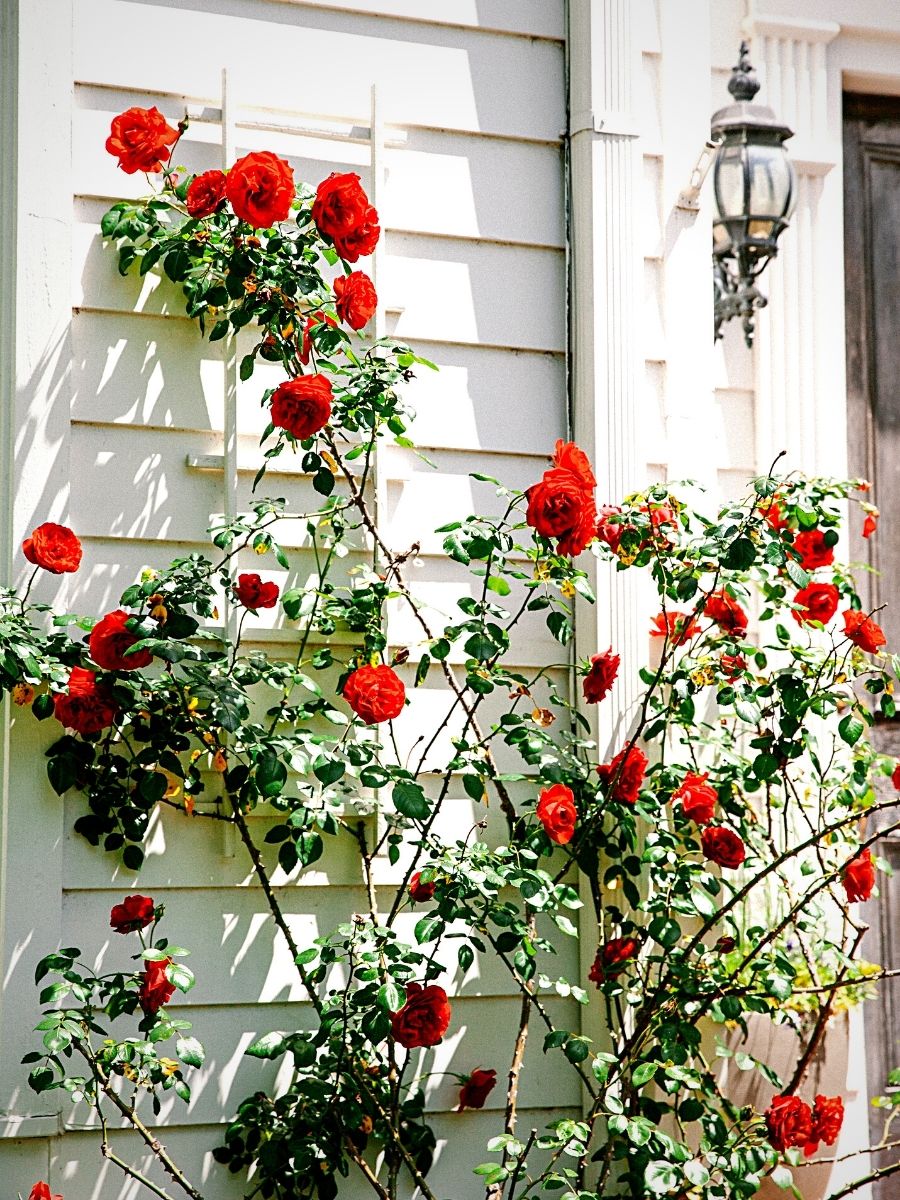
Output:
left=792, top=583, right=839, bottom=626
left=526, top=443, right=597, bottom=557
left=390, top=982, right=451, bottom=1048
left=536, top=783, right=577, bottom=845
left=299, top=311, right=338, bottom=366
left=588, top=936, right=639, bottom=984
left=23, top=522, right=82, bottom=574
left=650, top=611, right=701, bottom=646
left=186, top=169, right=227, bottom=218
left=225, top=151, right=295, bottom=228
left=139, top=957, right=176, bottom=1015
left=28, top=1184, right=62, bottom=1200
left=458, top=1067, right=497, bottom=1110
left=334, top=272, right=377, bottom=330
left=843, top=609, right=886, bottom=654
left=582, top=648, right=620, bottom=704
left=235, top=573, right=279, bottom=611
left=675, top=772, right=717, bottom=825
left=553, top=440, right=596, bottom=489
left=110, top=894, right=155, bottom=934
left=862, top=510, right=878, bottom=539
left=704, top=590, right=748, bottom=635
left=701, top=826, right=746, bottom=869
left=759, top=497, right=788, bottom=531
left=720, top=653, right=747, bottom=680
left=409, top=871, right=435, bottom=902
left=804, top=1094, right=844, bottom=1157
left=105, top=106, right=178, bottom=174
left=596, top=505, right=624, bottom=552
left=270, top=374, right=333, bottom=440
left=892, top=762, right=900, bottom=791
left=89, top=610, right=153, bottom=672
left=641, top=501, right=677, bottom=540
left=343, top=664, right=406, bottom=724
left=597, top=744, right=648, bottom=806
left=793, top=529, right=835, bottom=570
left=714, top=935, right=737, bottom=953
left=841, top=848, right=875, bottom=902
left=313, top=173, right=381, bottom=262
left=54, top=667, right=118, bottom=736
left=765, top=1094, right=813, bottom=1152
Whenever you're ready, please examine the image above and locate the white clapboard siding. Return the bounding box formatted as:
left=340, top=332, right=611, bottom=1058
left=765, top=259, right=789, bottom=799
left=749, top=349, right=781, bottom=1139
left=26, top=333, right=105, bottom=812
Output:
left=1, top=1, right=573, bottom=1195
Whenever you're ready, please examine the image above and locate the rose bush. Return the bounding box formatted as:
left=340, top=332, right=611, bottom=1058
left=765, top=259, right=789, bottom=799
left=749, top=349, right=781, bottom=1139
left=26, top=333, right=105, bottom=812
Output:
left=4, top=102, right=899, bottom=1200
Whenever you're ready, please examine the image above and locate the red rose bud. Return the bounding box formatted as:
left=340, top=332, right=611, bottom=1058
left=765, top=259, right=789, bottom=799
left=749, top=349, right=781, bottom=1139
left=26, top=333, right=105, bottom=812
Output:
left=597, top=744, right=648, bottom=807
left=843, top=609, right=886, bottom=654
left=343, top=664, right=406, bottom=725
left=714, top=935, right=736, bottom=953
left=536, top=783, right=577, bottom=845
left=674, top=772, right=717, bottom=825
left=54, top=667, right=118, bottom=736
left=862, top=510, right=878, bottom=539
left=596, top=504, right=625, bottom=552
left=765, top=1094, right=813, bottom=1152
left=841, top=847, right=875, bottom=902
left=22, top=522, right=82, bottom=574
left=138, top=957, right=176, bottom=1015
left=334, top=271, right=377, bottom=330
left=313, top=172, right=380, bottom=262
left=299, top=311, right=338, bottom=365
left=110, top=894, right=155, bottom=934
left=235, top=573, right=279, bottom=611
left=28, top=1184, right=62, bottom=1200
left=703, top=590, right=748, bottom=635
left=759, top=496, right=788, bottom=530
left=105, top=106, right=178, bottom=174
left=89, top=609, right=153, bottom=672
left=270, top=374, right=332, bottom=441
left=650, top=611, right=701, bottom=645
left=588, top=936, right=640, bottom=985
left=804, top=1094, right=844, bottom=1157
left=792, top=583, right=839, bottom=627
left=525, top=442, right=597, bottom=557
left=892, top=761, right=900, bottom=791
left=186, top=169, right=227, bottom=218
left=701, top=826, right=746, bottom=869
left=458, top=1067, right=497, bottom=1110
left=225, top=151, right=295, bottom=228
left=390, top=982, right=451, bottom=1048
left=408, top=871, right=436, bottom=902
left=582, top=648, right=620, bottom=704
left=720, top=653, right=747, bottom=680
left=792, top=529, right=835, bottom=571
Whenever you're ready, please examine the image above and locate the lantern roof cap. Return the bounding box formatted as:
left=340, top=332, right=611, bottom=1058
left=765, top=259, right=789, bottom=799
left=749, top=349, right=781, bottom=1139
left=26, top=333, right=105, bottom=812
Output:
left=711, top=41, right=794, bottom=141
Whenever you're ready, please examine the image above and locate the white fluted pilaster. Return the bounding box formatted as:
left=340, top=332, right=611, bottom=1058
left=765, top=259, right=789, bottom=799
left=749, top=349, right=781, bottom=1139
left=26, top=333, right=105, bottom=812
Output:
left=745, top=16, right=842, bottom=478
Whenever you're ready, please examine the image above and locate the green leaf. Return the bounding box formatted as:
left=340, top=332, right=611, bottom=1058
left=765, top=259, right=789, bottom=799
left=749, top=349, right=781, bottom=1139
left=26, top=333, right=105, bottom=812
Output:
left=632, top=1061, right=657, bottom=1087
left=393, top=781, right=429, bottom=820
left=486, top=575, right=511, bottom=597
left=785, top=558, right=810, bottom=589
left=245, top=1031, right=287, bottom=1060
left=378, top=981, right=403, bottom=1012
left=414, top=916, right=443, bottom=944
left=648, top=916, right=681, bottom=948
left=176, top=1036, right=205, bottom=1068
left=839, top=714, right=865, bottom=747
left=724, top=536, right=756, bottom=570
left=239, top=354, right=256, bottom=382
left=684, top=1161, right=710, bottom=1188
left=645, top=1161, right=679, bottom=1195
left=166, top=962, right=195, bottom=993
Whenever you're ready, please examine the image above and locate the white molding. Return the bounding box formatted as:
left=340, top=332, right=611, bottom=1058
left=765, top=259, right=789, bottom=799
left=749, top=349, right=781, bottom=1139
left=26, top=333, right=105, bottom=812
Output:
left=744, top=15, right=841, bottom=45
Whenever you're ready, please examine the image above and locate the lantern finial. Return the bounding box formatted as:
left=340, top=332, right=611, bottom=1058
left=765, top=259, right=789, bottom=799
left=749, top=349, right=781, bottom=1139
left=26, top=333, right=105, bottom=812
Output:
left=727, top=41, right=761, bottom=104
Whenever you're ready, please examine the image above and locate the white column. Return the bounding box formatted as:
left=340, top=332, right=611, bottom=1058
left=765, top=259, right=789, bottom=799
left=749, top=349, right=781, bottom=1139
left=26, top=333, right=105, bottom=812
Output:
left=568, top=0, right=643, bottom=739
left=567, top=0, right=643, bottom=1056
left=745, top=16, right=842, bottom=477
left=658, top=2, right=716, bottom=490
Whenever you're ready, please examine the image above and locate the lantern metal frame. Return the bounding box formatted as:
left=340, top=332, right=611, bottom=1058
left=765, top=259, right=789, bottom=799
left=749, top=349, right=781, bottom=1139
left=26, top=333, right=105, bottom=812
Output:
left=711, top=42, right=796, bottom=347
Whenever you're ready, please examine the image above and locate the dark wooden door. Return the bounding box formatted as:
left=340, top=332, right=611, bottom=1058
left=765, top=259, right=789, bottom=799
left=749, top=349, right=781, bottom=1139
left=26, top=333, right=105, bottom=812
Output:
left=844, top=92, right=900, bottom=1199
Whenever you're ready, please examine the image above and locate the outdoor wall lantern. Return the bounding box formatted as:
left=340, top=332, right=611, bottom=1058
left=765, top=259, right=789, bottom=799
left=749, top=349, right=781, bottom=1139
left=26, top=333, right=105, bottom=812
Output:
left=711, top=42, right=796, bottom=347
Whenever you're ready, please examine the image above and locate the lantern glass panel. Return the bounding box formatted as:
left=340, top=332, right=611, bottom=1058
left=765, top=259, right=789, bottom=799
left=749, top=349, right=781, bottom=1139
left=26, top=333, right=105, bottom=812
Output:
left=713, top=142, right=746, bottom=221
left=747, top=142, right=793, bottom=218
